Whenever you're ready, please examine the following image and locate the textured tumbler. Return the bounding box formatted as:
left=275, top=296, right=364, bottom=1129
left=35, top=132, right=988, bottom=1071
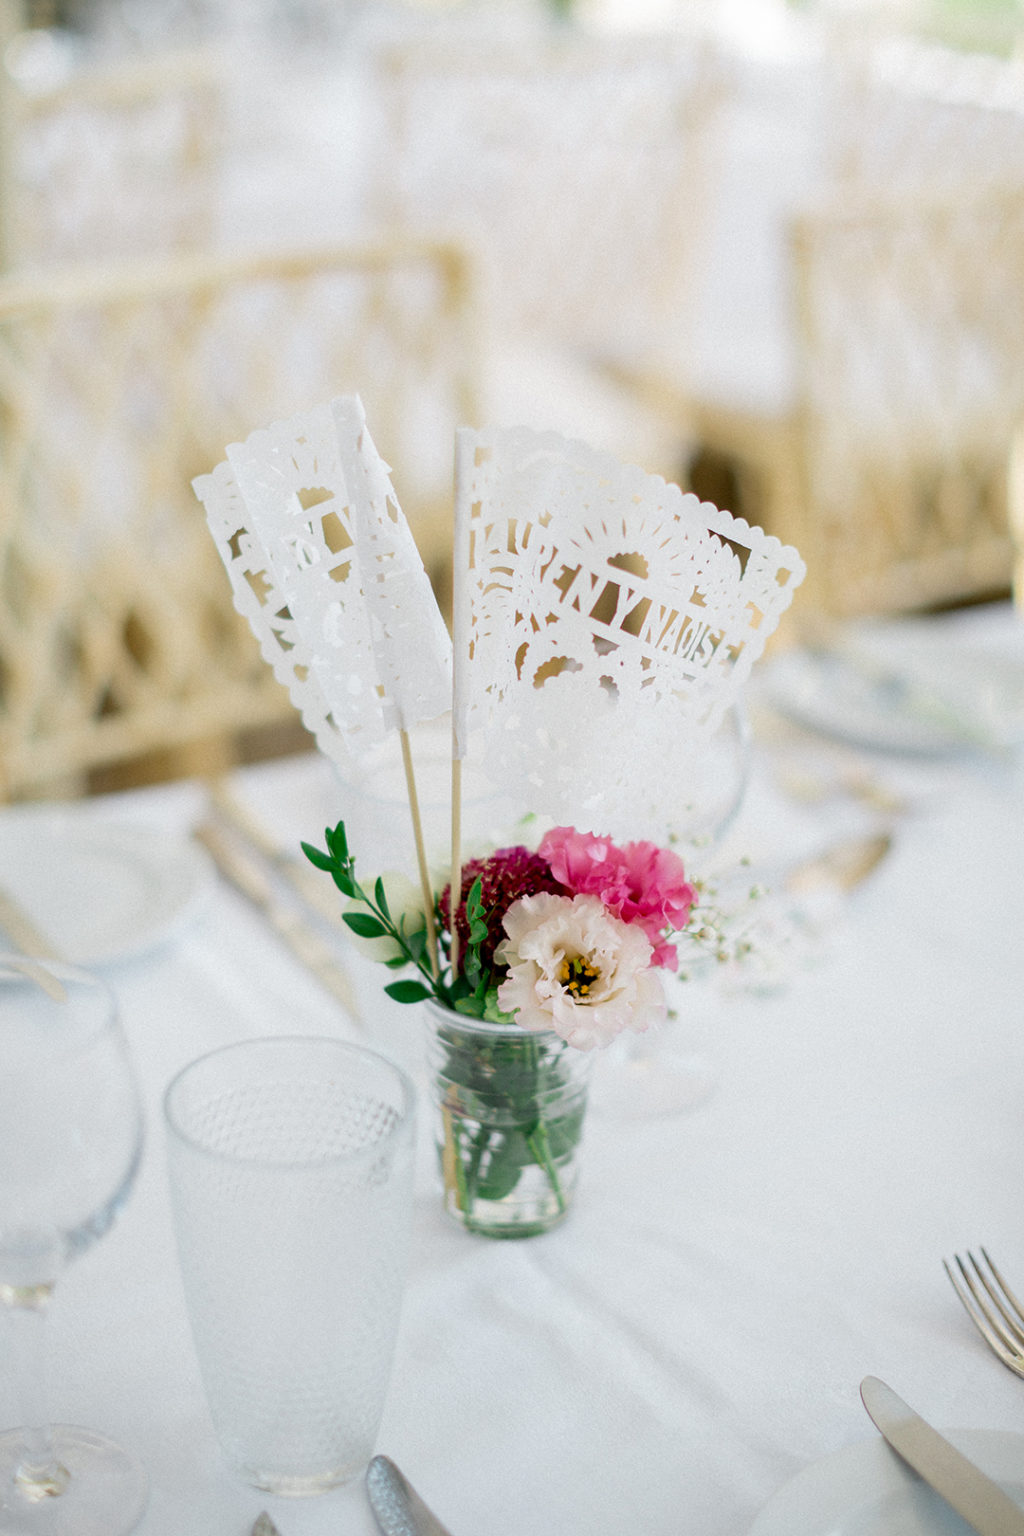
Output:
left=164, top=1036, right=415, bottom=1495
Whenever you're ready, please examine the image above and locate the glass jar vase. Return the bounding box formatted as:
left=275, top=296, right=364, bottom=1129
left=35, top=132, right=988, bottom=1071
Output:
left=423, top=1001, right=593, bottom=1238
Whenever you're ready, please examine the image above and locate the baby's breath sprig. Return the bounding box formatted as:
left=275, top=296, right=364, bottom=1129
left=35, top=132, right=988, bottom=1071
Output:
left=670, top=860, right=772, bottom=979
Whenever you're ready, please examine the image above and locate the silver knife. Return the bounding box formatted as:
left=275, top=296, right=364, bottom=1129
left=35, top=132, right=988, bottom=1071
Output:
left=860, top=1376, right=1024, bottom=1534
left=366, top=1456, right=454, bottom=1536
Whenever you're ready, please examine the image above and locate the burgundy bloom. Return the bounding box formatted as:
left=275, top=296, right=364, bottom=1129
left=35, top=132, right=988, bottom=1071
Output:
left=440, top=845, right=566, bottom=978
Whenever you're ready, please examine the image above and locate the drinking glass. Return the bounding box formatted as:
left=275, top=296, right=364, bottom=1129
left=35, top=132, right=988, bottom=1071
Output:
left=591, top=699, right=753, bottom=1119
left=0, top=956, right=146, bottom=1536
left=164, top=1036, right=416, bottom=1495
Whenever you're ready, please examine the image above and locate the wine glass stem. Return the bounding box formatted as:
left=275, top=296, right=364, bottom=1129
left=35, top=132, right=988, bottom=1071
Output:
left=0, top=1282, right=69, bottom=1499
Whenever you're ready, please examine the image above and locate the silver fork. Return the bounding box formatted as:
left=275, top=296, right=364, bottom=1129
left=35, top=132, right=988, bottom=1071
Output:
left=943, top=1248, right=1024, bottom=1379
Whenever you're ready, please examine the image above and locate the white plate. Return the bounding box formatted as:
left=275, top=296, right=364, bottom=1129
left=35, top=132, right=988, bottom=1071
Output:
left=763, top=635, right=1024, bottom=757
left=0, top=816, right=214, bottom=966
left=749, top=1429, right=1024, bottom=1535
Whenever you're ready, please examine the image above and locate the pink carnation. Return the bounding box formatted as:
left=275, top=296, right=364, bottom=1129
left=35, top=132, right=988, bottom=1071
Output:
left=538, top=826, right=696, bottom=970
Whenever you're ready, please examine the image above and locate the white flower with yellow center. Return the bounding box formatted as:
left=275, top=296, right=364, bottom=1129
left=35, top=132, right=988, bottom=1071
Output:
left=495, top=892, right=665, bottom=1050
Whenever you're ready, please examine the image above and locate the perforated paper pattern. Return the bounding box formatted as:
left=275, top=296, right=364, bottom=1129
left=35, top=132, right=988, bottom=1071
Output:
left=194, top=396, right=451, bottom=766
left=452, top=426, right=804, bottom=835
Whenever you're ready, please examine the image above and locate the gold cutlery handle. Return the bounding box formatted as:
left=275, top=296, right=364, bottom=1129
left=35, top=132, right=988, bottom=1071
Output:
left=205, top=777, right=348, bottom=926
left=195, top=822, right=363, bottom=1027
left=0, top=884, right=61, bottom=960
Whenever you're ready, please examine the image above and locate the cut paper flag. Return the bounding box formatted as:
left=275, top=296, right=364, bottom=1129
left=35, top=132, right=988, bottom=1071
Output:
left=193, top=395, right=452, bottom=769
left=195, top=395, right=453, bottom=979
left=451, top=424, right=805, bottom=839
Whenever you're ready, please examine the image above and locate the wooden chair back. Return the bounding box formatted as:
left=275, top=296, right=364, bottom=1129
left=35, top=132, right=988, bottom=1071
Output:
left=784, top=183, right=1024, bottom=615
left=374, top=29, right=729, bottom=377
left=0, top=44, right=223, bottom=271
left=0, top=239, right=478, bottom=797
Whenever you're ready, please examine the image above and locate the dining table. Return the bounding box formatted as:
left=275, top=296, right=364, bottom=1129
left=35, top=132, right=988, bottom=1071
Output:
left=1, top=599, right=1023, bottom=1535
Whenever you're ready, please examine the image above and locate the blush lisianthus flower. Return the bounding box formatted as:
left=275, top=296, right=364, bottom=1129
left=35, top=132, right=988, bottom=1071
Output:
left=495, top=892, right=665, bottom=1050
left=538, top=826, right=696, bottom=970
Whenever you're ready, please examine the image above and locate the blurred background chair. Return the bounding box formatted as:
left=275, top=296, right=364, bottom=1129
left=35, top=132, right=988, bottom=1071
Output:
left=1008, top=419, right=1024, bottom=613
left=0, top=237, right=479, bottom=799
left=0, top=16, right=224, bottom=269
left=371, top=23, right=732, bottom=482
left=678, top=36, right=1024, bottom=618
left=784, top=183, right=1024, bottom=615
left=375, top=27, right=725, bottom=363
left=825, top=31, right=1024, bottom=194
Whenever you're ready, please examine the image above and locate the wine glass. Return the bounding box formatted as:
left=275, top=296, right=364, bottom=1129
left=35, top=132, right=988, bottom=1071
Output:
left=0, top=957, right=146, bottom=1536
left=590, top=698, right=753, bottom=1119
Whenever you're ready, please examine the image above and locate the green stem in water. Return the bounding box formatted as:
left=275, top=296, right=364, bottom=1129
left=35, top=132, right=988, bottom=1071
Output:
left=462, top=1124, right=491, bottom=1217
left=518, top=1035, right=566, bottom=1211
left=525, top=1121, right=566, bottom=1214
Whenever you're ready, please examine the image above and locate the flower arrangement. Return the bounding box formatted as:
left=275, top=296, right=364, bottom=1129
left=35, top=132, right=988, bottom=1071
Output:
left=303, top=818, right=739, bottom=1237
left=302, top=821, right=713, bottom=1051
left=199, top=401, right=802, bottom=1239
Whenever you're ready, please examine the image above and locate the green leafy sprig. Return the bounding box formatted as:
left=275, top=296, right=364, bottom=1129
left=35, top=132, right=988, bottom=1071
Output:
left=301, top=820, right=514, bottom=1020
left=445, top=874, right=516, bottom=1023
left=301, top=821, right=437, bottom=1006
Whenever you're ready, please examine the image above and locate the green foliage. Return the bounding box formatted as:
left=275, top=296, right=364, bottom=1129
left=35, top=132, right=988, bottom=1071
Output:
left=302, top=820, right=451, bottom=1002
left=384, top=979, right=432, bottom=1004
left=443, top=874, right=516, bottom=1020
left=303, top=819, right=586, bottom=1227
left=304, top=822, right=525, bottom=1014
left=342, top=912, right=388, bottom=939
left=304, top=820, right=516, bottom=1013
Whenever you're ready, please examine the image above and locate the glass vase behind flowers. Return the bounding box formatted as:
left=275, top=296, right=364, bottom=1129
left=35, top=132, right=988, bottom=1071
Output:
left=591, top=699, right=754, bottom=1121
left=303, top=818, right=738, bottom=1238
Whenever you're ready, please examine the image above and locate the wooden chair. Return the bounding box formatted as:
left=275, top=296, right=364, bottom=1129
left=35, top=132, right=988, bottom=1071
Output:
left=371, top=26, right=729, bottom=478
left=677, top=38, right=1024, bottom=618
left=690, top=179, right=1024, bottom=618
left=826, top=34, right=1024, bottom=198
left=1008, top=422, right=1024, bottom=615
left=0, top=38, right=223, bottom=271
left=0, top=238, right=479, bottom=799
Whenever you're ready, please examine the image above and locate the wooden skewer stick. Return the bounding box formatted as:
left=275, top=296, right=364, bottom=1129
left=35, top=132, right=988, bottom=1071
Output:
left=1009, top=425, right=1024, bottom=616
left=0, top=889, right=67, bottom=1002
left=449, top=752, right=463, bottom=980
left=399, top=727, right=439, bottom=980
left=448, top=427, right=473, bottom=984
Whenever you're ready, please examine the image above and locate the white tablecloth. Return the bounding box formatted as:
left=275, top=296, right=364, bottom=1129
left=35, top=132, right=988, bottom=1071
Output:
left=2, top=606, right=1024, bottom=1536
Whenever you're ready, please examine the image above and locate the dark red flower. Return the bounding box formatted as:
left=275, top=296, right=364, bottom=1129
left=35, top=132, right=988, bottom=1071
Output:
left=439, top=845, right=566, bottom=978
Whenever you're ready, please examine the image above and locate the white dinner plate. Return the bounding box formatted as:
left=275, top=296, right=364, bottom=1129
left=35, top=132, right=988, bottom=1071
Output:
left=0, top=816, right=214, bottom=966
left=749, top=1429, right=1024, bottom=1535
left=763, top=635, right=1024, bottom=758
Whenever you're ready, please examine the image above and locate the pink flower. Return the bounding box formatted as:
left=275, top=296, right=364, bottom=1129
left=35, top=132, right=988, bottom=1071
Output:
left=538, top=826, right=696, bottom=970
